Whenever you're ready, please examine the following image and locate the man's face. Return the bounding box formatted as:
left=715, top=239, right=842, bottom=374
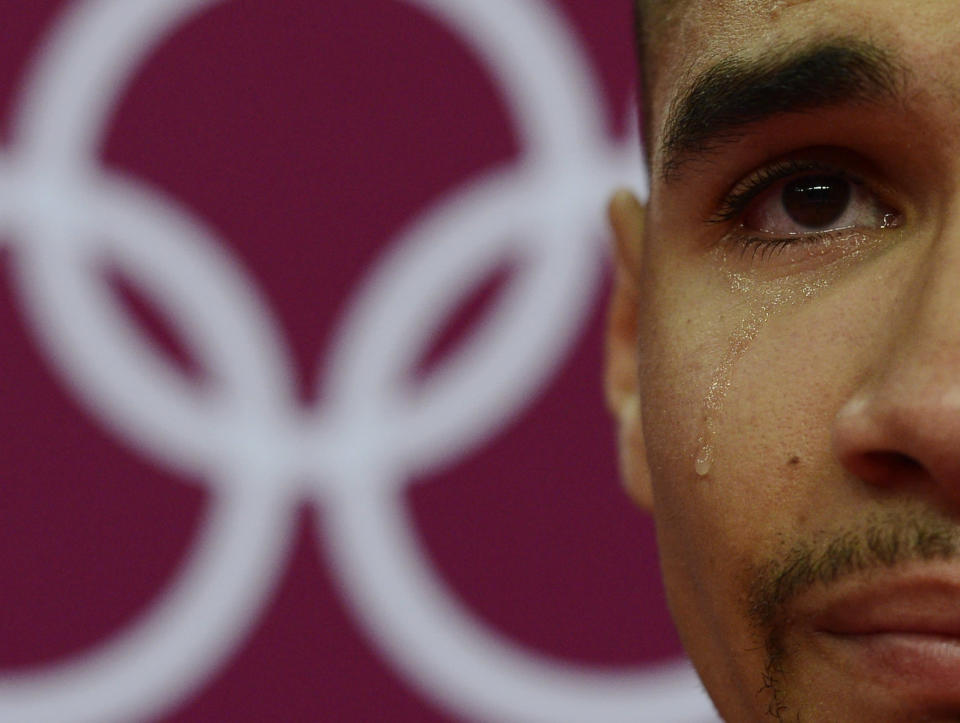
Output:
left=609, top=0, right=960, bottom=719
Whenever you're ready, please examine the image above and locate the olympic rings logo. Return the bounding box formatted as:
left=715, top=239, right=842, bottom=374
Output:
left=0, top=1, right=714, bottom=721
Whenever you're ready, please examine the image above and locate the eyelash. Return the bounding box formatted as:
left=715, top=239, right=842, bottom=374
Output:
left=710, top=159, right=844, bottom=225
left=708, top=157, right=886, bottom=261
left=730, top=229, right=848, bottom=262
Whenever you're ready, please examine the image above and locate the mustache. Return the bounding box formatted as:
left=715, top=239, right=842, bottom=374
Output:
left=747, top=508, right=960, bottom=634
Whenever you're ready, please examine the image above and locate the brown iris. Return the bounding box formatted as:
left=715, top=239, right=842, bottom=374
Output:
left=782, top=175, right=851, bottom=229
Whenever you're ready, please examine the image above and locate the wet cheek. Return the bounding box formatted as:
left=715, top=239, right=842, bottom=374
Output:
left=637, top=282, right=834, bottom=558
left=637, top=332, right=717, bottom=481
left=636, top=272, right=734, bottom=481
left=711, top=290, right=879, bottom=509
left=634, top=247, right=865, bottom=531
left=652, top=265, right=860, bottom=484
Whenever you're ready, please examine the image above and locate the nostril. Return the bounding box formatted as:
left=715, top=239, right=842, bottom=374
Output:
left=859, top=451, right=924, bottom=483
left=832, top=393, right=955, bottom=491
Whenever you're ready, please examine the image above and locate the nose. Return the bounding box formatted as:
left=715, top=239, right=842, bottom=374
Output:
left=832, top=241, right=960, bottom=501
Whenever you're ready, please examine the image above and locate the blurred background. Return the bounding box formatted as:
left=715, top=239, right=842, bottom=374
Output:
left=0, top=0, right=717, bottom=720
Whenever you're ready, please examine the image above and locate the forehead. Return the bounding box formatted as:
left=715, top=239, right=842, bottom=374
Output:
left=650, top=0, right=871, bottom=65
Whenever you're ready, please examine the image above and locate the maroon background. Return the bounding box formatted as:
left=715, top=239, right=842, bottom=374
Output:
left=0, top=1, right=684, bottom=720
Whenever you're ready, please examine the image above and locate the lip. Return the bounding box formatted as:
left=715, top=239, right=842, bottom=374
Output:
left=815, top=572, right=960, bottom=637
left=802, top=564, right=960, bottom=702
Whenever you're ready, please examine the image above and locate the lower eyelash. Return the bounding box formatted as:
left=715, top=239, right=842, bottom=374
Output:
left=731, top=230, right=846, bottom=262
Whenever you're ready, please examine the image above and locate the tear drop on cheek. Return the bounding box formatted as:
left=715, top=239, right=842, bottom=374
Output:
left=695, top=443, right=713, bottom=477
left=692, top=306, right=770, bottom=481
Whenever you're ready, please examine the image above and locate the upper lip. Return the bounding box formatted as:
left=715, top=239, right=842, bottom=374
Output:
left=806, top=564, right=960, bottom=637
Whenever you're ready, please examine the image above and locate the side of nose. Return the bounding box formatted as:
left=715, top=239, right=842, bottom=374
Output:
left=832, top=244, right=960, bottom=499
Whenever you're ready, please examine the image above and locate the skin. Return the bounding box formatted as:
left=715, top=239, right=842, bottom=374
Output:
left=607, top=1, right=960, bottom=720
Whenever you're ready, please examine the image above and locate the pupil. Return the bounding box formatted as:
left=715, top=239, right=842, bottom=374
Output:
left=782, top=175, right=851, bottom=229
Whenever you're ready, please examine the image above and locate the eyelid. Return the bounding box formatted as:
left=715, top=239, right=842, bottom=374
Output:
left=709, top=158, right=852, bottom=225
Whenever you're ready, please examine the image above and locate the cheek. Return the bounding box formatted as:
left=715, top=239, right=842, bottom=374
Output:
left=635, top=261, right=726, bottom=483
left=636, top=269, right=737, bottom=492
left=640, top=270, right=898, bottom=613
left=633, top=285, right=852, bottom=714
left=635, top=271, right=748, bottom=612
left=634, top=224, right=917, bottom=715
left=641, top=291, right=847, bottom=540
left=707, top=282, right=888, bottom=533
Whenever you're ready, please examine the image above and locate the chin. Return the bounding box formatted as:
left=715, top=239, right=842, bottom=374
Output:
left=758, top=629, right=960, bottom=722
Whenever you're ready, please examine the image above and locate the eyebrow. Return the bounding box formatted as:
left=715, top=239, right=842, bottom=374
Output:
left=659, top=39, right=907, bottom=181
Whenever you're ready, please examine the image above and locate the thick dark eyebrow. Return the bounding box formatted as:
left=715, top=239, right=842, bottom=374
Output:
left=659, top=39, right=906, bottom=181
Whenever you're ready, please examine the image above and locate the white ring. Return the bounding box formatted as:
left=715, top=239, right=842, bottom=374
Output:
left=0, top=0, right=712, bottom=720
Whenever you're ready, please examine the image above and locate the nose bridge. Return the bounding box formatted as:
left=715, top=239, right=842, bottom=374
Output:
left=881, top=227, right=960, bottom=397
left=833, top=222, right=960, bottom=491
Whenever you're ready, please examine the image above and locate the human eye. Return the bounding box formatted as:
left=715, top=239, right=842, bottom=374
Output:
left=711, top=157, right=902, bottom=261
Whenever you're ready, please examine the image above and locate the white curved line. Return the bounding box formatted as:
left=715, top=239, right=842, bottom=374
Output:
left=326, top=482, right=716, bottom=723
left=406, top=0, right=607, bottom=161
left=12, top=0, right=224, bottom=170
left=0, top=482, right=294, bottom=723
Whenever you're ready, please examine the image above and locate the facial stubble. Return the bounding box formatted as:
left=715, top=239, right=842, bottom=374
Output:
left=746, top=507, right=960, bottom=720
